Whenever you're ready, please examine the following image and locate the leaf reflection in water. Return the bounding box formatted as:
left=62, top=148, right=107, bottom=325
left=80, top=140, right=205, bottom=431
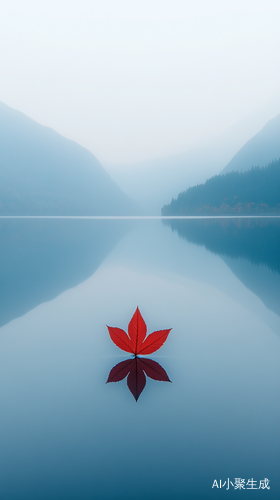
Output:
left=106, top=357, right=171, bottom=402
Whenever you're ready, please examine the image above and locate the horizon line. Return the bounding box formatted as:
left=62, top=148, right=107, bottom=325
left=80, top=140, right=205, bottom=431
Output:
left=0, top=215, right=280, bottom=220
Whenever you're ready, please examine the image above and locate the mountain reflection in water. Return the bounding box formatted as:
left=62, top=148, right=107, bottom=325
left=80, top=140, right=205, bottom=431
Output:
left=0, top=219, right=129, bottom=328
left=163, top=217, right=280, bottom=316
left=106, top=356, right=171, bottom=401
left=1, top=218, right=280, bottom=500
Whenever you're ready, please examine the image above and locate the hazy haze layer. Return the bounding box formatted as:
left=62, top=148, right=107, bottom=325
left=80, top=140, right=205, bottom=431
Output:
left=1, top=0, right=280, bottom=165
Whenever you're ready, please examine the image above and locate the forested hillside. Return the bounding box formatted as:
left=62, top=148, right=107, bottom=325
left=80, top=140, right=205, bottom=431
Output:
left=162, top=159, right=280, bottom=215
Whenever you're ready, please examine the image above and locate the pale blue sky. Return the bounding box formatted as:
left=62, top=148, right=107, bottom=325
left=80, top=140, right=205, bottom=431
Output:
left=0, top=0, right=280, bottom=164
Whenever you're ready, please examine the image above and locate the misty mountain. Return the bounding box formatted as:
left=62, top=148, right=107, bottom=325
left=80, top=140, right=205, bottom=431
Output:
left=162, top=218, right=280, bottom=318
left=221, top=113, right=280, bottom=174
left=0, top=102, right=135, bottom=215
left=0, top=219, right=129, bottom=328
left=106, top=94, right=280, bottom=214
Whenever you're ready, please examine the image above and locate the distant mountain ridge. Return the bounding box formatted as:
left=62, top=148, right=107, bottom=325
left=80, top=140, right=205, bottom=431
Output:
left=106, top=94, right=280, bottom=214
left=221, top=113, right=280, bottom=174
left=0, top=102, right=135, bottom=215
left=162, top=111, right=280, bottom=216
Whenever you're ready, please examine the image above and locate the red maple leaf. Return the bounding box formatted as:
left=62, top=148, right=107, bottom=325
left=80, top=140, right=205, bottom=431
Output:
left=106, top=357, right=171, bottom=401
left=107, top=307, right=171, bottom=355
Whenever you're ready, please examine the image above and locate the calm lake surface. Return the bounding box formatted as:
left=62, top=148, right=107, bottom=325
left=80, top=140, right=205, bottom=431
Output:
left=0, top=217, right=279, bottom=500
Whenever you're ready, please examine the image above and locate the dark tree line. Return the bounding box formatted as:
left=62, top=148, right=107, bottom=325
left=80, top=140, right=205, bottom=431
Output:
left=162, top=158, right=280, bottom=215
